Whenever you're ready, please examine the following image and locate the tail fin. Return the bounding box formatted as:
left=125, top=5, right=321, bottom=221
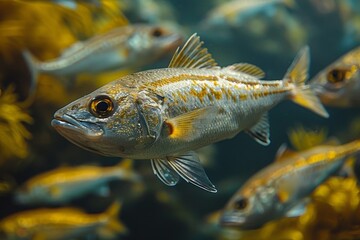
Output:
left=113, top=159, right=141, bottom=182
left=98, top=201, right=127, bottom=239
left=285, top=46, right=329, bottom=118
left=22, top=50, right=40, bottom=97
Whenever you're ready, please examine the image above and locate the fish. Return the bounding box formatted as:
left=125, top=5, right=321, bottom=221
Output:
left=23, top=24, right=183, bottom=84
left=15, top=159, right=140, bottom=205
left=310, top=46, right=360, bottom=107
left=203, top=0, right=295, bottom=27
left=220, top=139, right=360, bottom=229
left=0, top=201, right=125, bottom=240
left=51, top=34, right=328, bottom=193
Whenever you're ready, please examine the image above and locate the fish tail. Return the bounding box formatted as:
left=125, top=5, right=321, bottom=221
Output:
left=98, top=201, right=127, bottom=238
left=113, top=159, right=141, bottom=182
left=22, top=50, right=39, bottom=97
left=342, top=139, right=360, bottom=156
left=285, top=46, right=329, bottom=118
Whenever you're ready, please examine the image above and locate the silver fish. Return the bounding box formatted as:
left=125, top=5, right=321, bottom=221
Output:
left=23, top=24, right=182, bottom=81
left=220, top=139, right=360, bottom=229
left=310, top=46, right=360, bottom=107
left=52, top=34, right=328, bottom=193
left=15, top=160, right=139, bottom=205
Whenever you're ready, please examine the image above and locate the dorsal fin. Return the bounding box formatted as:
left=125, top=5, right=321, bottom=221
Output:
left=225, top=63, right=265, bottom=78
left=168, top=33, right=218, bottom=69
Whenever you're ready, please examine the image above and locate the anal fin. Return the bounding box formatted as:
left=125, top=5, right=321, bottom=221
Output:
left=245, top=113, right=270, bottom=146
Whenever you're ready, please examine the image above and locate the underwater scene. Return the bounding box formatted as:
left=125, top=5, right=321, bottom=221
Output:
left=0, top=0, right=360, bottom=239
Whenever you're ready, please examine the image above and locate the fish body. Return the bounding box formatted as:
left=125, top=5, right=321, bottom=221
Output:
left=204, top=0, right=294, bottom=27
left=220, top=139, right=360, bottom=229
left=0, top=202, right=124, bottom=240
left=52, top=34, right=328, bottom=193
left=23, top=24, right=182, bottom=79
left=15, top=160, right=139, bottom=205
left=310, top=46, right=360, bottom=107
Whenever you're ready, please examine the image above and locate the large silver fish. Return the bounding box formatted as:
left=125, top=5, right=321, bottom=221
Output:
left=310, top=46, right=360, bottom=107
left=23, top=24, right=182, bottom=80
left=52, top=34, right=328, bottom=193
left=15, top=160, right=139, bottom=205
left=220, top=139, right=360, bottom=229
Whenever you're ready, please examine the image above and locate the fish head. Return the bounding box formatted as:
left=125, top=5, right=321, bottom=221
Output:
left=52, top=81, right=164, bottom=157
left=127, top=24, right=183, bottom=63
left=310, top=63, right=360, bottom=107
left=220, top=185, right=282, bottom=229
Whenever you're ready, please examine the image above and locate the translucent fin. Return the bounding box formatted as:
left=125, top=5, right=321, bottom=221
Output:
left=285, top=46, right=329, bottom=118
left=225, top=63, right=265, bottom=78
left=165, top=107, right=217, bottom=141
left=167, top=151, right=217, bottom=193
left=168, top=33, right=218, bottom=69
left=245, top=113, right=270, bottom=146
left=285, top=199, right=309, bottom=217
left=151, top=158, right=180, bottom=186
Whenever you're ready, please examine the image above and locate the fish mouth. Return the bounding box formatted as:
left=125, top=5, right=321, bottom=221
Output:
left=51, top=114, right=104, bottom=139
left=220, top=213, right=246, bottom=227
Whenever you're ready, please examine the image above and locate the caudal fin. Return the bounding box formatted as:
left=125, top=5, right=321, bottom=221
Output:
left=285, top=46, right=329, bottom=118
left=98, top=201, right=127, bottom=239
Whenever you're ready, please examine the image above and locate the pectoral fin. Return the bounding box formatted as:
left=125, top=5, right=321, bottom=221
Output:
left=165, top=107, right=217, bottom=141
left=167, top=151, right=217, bottom=193
left=285, top=199, right=309, bottom=217
left=151, top=158, right=180, bottom=186
left=245, top=113, right=270, bottom=146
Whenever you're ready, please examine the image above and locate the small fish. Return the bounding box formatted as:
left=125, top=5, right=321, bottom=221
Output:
left=220, top=139, right=360, bottom=229
left=23, top=24, right=182, bottom=83
left=204, top=0, right=294, bottom=27
left=310, top=46, right=360, bottom=107
left=15, top=160, right=140, bottom=205
left=52, top=34, right=328, bottom=193
left=0, top=201, right=125, bottom=240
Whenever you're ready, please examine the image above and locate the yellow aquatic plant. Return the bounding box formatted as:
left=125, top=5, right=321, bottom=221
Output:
left=0, top=86, right=32, bottom=162
left=221, top=177, right=360, bottom=240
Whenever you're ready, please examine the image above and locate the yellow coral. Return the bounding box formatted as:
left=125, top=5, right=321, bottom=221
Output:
left=0, top=86, right=32, bottom=162
left=221, top=177, right=360, bottom=240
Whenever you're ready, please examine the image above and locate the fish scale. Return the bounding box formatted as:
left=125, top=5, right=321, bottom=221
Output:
left=52, top=34, right=328, bottom=193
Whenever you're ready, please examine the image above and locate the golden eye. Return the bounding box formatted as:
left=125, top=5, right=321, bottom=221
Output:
left=89, top=95, right=114, bottom=118
left=327, top=68, right=348, bottom=84
left=234, top=198, right=248, bottom=210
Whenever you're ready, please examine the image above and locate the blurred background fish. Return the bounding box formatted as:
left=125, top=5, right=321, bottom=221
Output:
left=0, top=201, right=125, bottom=240
left=221, top=130, right=360, bottom=229
left=15, top=159, right=140, bottom=205
left=310, top=46, right=360, bottom=108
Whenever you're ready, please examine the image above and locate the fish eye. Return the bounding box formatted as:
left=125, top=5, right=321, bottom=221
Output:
left=151, top=27, right=164, bottom=37
left=89, top=95, right=114, bottom=118
left=327, top=69, right=347, bottom=84
left=233, top=198, right=248, bottom=210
